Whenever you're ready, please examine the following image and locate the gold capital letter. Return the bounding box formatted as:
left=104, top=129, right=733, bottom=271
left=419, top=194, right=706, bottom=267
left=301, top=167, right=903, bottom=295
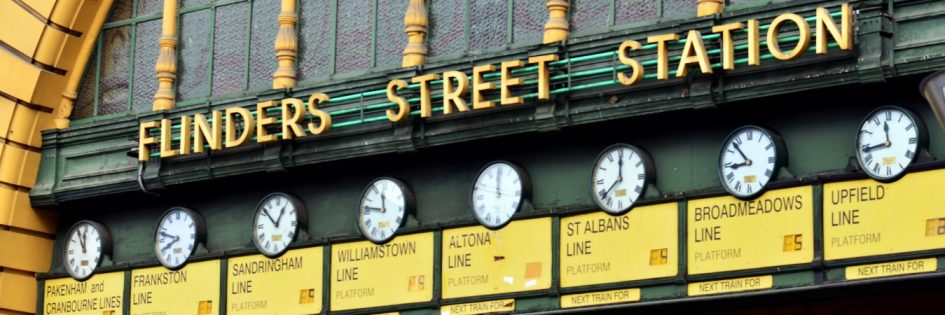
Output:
left=501, top=60, right=525, bottom=105
left=442, top=71, right=470, bottom=115
left=768, top=13, right=811, bottom=60
left=617, top=40, right=644, bottom=86
left=193, top=111, right=222, bottom=153
left=139, top=121, right=159, bottom=161
left=412, top=73, right=439, bottom=118
left=160, top=118, right=178, bottom=158
left=528, top=54, right=559, bottom=100
left=307, top=93, right=332, bottom=135
left=816, top=3, right=853, bottom=54
left=225, top=107, right=255, bottom=148
left=748, top=19, right=761, bottom=66
left=179, top=115, right=192, bottom=155
left=677, top=30, right=713, bottom=78
left=472, top=64, right=496, bottom=109
left=256, top=101, right=278, bottom=143
left=282, top=98, right=306, bottom=140
left=386, top=79, right=410, bottom=123
left=647, top=34, right=680, bottom=80
left=712, top=22, right=745, bottom=70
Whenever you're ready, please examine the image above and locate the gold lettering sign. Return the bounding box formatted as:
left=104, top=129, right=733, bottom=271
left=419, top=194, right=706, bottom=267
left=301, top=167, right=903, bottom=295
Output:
left=688, top=275, right=773, bottom=296
left=845, top=258, right=937, bottom=280
left=141, top=4, right=853, bottom=161
left=330, top=233, right=435, bottom=311
left=227, top=247, right=324, bottom=314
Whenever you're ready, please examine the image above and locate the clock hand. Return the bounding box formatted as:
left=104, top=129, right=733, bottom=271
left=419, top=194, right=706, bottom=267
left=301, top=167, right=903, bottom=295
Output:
left=79, top=228, right=87, bottom=253
left=726, top=162, right=749, bottom=169
left=159, top=231, right=176, bottom=239
left=496, top=168, right=502, bottom=198
left=732, top=143, right=752, bottom=165
left=380, top=193, right=387, bottom=213
left=861, top=143, right=887, bottom=153
left=263, top=209, right=278, bottom=226
left=883, top=121, right=891, bottom=146
left=363, top=206, right=383, bottom=212
left=600, top=179, right=620, bottom=199
left=161, top=235, right=179, bottom=252
left=275, top=206, right=286, bottom=228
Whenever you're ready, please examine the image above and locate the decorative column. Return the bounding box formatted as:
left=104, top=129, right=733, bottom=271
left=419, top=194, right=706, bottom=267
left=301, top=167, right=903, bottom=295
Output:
left=697, top=0, right=724, bottom=17
left=153, top=0, right=179, bottom=111
left=56, top=0, right=115, bottom=129
left=272, top=0, right=298, bottom=89
left=543, top=0, right=569, bottom=44
left=402, top=0, right=428, bottom=68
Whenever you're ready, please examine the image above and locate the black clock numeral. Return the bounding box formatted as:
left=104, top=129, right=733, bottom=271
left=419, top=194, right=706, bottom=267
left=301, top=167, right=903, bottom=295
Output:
left=885, top=111, right=892, bottom=121
left=606, top=154, right=614, bottom=162
left=257, top=224, right=264, bottom=230
left=190, top=233, right=195, bottom=240
left=288, top=231, right=295, bottom=240
left=768, top=156, right=776, bottom=164
left=906, top=123, right=915, bottom=131
left=746, top=184, right=753, bottom=194
left=362, top=207, right=370, bottom=215
left=765, top=169, right=773, bottom=178
left=734, top=181, right=742, bottom=191
left=176, top=212, right=181, bottom=220
left=365, top=219, right=372, bottom=227
left=873, top=163, right=881, bottom=173
left=476, top=194, right=485, bottom=201
left=865, top=154, right=874, bottom=164
left=638, top=174, right=645, bottom=180
left=485, top=213, right=492, bottom=222
left=905, top=150, right=915, bottom=159
left=606, top=197, right=613, bottom=207
left=617, top=200, right=623, bottom=209
left=189, top=222, right=195, bottom=228
left=514, top=190, right=521, bottom=196
left=636, top=160, right=643, bottom=167
left=909, top=137, right=918, bottom=144
left=724, top=162, right=733, bottom=168
left=493, top=216, right=500, bottom=225
left=887, top=167, right=892, bottom=176
left=872, top=117, right=881, bottom=126
left=595, top=179, right=605, bottom=185
left=396, top=216, right=403, bottom=224
left=258, top=232, right=265, bottom=240
left=747, top=130, right=754, bottom=141
left=765, top=143, right=774, bottom=151
left=634, top=185, right=643, bottom=194
left=734, top=136, right=743, bottom=145
left=598, top=189, right=608, bottom=199
left=726, top=173, right=735, bottom=182
left=291, top=221, right=297, bottom=227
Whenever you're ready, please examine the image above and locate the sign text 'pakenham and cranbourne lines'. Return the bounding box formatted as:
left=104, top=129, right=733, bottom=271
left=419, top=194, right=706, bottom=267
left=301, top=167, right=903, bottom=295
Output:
left=44, top=272, right=124, bottom=315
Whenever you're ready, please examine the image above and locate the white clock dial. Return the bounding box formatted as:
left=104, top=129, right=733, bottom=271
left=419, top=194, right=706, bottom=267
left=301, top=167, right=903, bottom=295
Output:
left=856, top=106, right=925, bottom=181
left=592, top=144, right=652, bottom=214
left=719, top=126, right=784, bottom=199
left=359, top=178, right=412, bottom=243
left=471, top=161, right=530, bottom=229
left=64, top=221, right=110, bottom=281
left=155, top=208, right=202, bottom=269
left=253, top=193, right=304, bottom=257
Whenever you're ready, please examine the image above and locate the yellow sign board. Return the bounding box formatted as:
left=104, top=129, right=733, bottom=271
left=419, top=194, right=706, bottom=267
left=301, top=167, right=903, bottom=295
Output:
left=441, top=218, right=552, bottom=299
left=330, top=233, right=434, bottom=311
left=130, top=260, right=219, bottom=315
left=440, top=299, right=515, bottom=315
left=688, top=275, right=773, bottom=296
left=227, top=247, right=323, bottom=314
left=824, top=169, right=945, bottom=260
left=845, top=258, right=937, bottom=280
left=43, top=272, right=124, bottom=315
left=560, top=288, right=641, bottom=309
left=560, top=203, right=678, bottom=287
left=687, top=186, right=814, bottom=274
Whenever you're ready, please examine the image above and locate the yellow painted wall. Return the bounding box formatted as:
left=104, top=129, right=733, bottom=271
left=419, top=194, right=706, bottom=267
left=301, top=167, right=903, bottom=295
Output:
left=0, top=0, right=112, bottom=313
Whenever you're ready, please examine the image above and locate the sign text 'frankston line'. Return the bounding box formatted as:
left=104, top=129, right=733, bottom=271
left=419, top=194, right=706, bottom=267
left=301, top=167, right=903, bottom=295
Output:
left=139, top=4, right=853, bottom=161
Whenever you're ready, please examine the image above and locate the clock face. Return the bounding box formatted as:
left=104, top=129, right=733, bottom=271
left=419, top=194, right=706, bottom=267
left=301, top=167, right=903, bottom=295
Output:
left=471, top=161, right=530, bottom=229
left=64, top=221, right=110, bottom=281
left=359, top=178, right=413, bottom=243
left=856, top=106, right=926, bottom=181
left=155, top=208, right=203, bottom=269
left=719, top=126, right=784, bottom=199
left=591, top=144, right=653, bottom=214
left=253, top=193, right=304, bottom=257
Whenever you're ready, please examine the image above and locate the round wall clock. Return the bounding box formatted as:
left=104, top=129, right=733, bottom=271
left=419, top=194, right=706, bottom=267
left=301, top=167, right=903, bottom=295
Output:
left=154, top=207, right=206, bottom=269
left=718, top=126, right=787, bottom=199
left=359, top=177, right=415, bottom=243
left=471, top=161, right=531, bottom=230
left=591, top=143, right=655, bottom=214
left=252, top=193, right=307, bottom=257
left=855, top=106, right=927, bottom=182
left=63, top=220, right=112, bottom=281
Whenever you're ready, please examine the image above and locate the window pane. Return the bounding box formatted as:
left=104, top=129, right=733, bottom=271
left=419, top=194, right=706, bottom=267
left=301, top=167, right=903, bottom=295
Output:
left=335, top=0, right=373, bottom=74
left=212, top=3, right=249, bottom=96
left=571, top=0, right=610, bottom=35
left=73, top=46, right=98, bottom=120
left=375, top=0, right=408, bottom=70
left=137, top=0, right=163, bottom=17
left=469, top=0, right=507, bottom=52
left=248, top=0, right=280, bottom=91
left=109, top=0, right=133, bottom=22
left=615, top=0, right=657, bottom=26
left=429, top=0, right=465, bottom=58
left=182, top=0, right=211, bottom=9
left=663, top=0, right=696, bottom=19
left=512, top=0, right=544, bottom=46
left=177, top=10, right=212, bottom=101
left=98, top=26, right=131, bottom=116
left=133, top=20, right=161, bottom=113
left=298, top=0, right=333, bottom=82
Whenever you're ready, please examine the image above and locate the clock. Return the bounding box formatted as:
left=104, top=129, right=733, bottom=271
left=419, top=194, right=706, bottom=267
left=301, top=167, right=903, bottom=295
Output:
left=252, top=193, right=307, bottom=257
left=718, top=126, right=786, bottom=199
left=855, top=106, right=928, bottom=182
left=471, top=161, right=531, bottom=229
left=591, top=144, right=655, bottom=214
left=63, top=220, right=112, bottom=281
left=359, top=177, right=415, bottom=243
left=154, top=207, right=206, bottom=269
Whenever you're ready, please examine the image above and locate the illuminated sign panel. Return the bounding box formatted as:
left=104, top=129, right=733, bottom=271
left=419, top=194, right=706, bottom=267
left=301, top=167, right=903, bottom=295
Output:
left=824, top=169, right=945, bottom=260
left=330, top=233, right=435, bottom=311
left=560, top=203, right=678, bottom=287
left=688, top=186, right=814, bottom=275
left=441, top=218, right=552, bottom=299
left=130, top=260, right=219, bottom=315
